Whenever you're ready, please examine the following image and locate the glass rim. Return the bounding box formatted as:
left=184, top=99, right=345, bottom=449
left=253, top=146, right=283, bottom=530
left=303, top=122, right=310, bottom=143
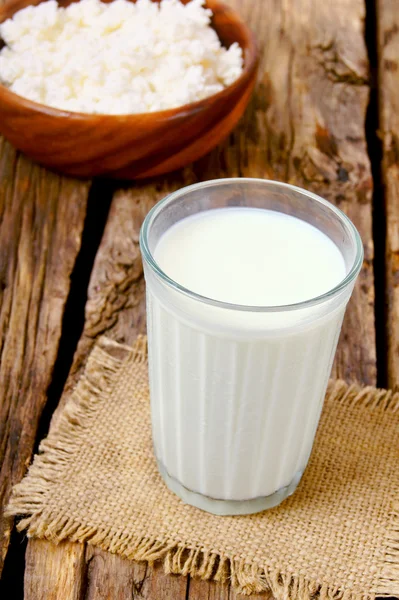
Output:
left=139, top=178, right=364, bottom=313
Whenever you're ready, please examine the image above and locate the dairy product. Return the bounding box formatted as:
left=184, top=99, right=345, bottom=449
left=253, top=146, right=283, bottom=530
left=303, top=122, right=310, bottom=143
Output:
left=0, top=0, right=243, bottom=114
left=154, top=208, right=346, bottom=306
left=141, top=183, right=362, bottom=515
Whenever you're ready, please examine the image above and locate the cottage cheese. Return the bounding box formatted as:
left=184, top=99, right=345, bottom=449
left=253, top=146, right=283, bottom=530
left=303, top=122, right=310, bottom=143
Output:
left=0, top=0, right=243, bottom=114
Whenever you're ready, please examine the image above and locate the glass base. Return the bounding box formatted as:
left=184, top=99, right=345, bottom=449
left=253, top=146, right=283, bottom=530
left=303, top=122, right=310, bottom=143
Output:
left=157, top=459, right=303, bottom=516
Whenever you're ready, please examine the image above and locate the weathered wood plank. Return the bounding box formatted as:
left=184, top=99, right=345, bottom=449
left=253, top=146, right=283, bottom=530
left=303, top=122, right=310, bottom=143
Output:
left=189, top=576, right=274, bottom=599
left=23, top=185, right=190, bottom=600
left=0, top=136, right=90, bottom=573
left=0, top=0, right=89, bottom=576
left=24, top=0, right=374, bottom=598
left=377, top=0, right=399, bottom=388
left=211, top=0, right=375, bottom=384
left=139, top=562, right=189, bottom=599
left=84, top=546, right=147, bottom=600
left=189, top=578, right=230, bottom=600
left=25, top=541, right=86, bottom=600
left=84, top=548, right=188, bottom=600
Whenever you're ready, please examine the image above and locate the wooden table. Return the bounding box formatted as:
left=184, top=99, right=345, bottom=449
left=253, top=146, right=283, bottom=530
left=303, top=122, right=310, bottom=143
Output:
left=0, top=0, right=398, bottom=597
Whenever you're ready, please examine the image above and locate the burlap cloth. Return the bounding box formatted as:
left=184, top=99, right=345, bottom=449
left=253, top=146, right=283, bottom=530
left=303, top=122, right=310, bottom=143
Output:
left=7, top=336, right=399, bottom=599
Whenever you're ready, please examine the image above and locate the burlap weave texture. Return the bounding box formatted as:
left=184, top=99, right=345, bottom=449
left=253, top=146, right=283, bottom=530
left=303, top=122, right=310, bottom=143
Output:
left=7, top=336, right=399, bottom=598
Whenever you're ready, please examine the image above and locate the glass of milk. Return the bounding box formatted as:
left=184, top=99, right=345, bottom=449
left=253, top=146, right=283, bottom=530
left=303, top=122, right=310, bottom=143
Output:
left=139, top=178, right=363, bottom=516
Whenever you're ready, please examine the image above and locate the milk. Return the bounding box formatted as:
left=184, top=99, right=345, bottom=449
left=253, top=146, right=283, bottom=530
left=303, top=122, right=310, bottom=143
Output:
left=154, top=208, right=346, bottom=306
left=143, top=201, right=358, bottom=515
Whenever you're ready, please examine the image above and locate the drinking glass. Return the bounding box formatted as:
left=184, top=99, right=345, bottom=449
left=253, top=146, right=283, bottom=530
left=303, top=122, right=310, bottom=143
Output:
left=140, top=178, right=363, bottom=515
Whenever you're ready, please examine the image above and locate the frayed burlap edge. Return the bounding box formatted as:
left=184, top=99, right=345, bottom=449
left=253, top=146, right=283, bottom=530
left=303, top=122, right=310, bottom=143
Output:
left=5, top=336, right=399, bottom=599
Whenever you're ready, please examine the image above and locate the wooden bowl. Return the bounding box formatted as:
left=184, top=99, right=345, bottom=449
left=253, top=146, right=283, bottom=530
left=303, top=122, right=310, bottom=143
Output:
left=0, top=0, right=258, bottom=179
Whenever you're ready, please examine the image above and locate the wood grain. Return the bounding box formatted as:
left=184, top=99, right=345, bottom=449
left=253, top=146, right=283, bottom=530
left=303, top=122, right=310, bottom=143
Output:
left=24, top=0, right=375, bottom=598
left=84, top=548, right=189, bottom=600
left=189, top=578, right=230, bottom=600
left=0, top=136, right=89, bottom=574
left=84, top=546, right=147, bottom=600
left=25, top=184, right=190, bottom=598
left=204, top=0, right=375, bottom=384
left=0, top=0, right=89, bottom=571
left=189, top=576, right=274, bottom=599
left=377, top=0, right=399, bottom=388
left=0, top=0, right=258, bottom=179
left=25, top=541, right=86, bottom=600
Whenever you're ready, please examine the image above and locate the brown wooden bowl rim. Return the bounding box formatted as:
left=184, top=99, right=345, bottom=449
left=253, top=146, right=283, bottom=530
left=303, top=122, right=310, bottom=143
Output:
left=0, top=0, right=259, bottom=122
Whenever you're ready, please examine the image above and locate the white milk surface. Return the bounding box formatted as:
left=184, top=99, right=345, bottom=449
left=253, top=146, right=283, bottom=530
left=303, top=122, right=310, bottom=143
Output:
left=154, top=208, right=346, bottom=306
left=146, top=207, right=350, bottom=503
